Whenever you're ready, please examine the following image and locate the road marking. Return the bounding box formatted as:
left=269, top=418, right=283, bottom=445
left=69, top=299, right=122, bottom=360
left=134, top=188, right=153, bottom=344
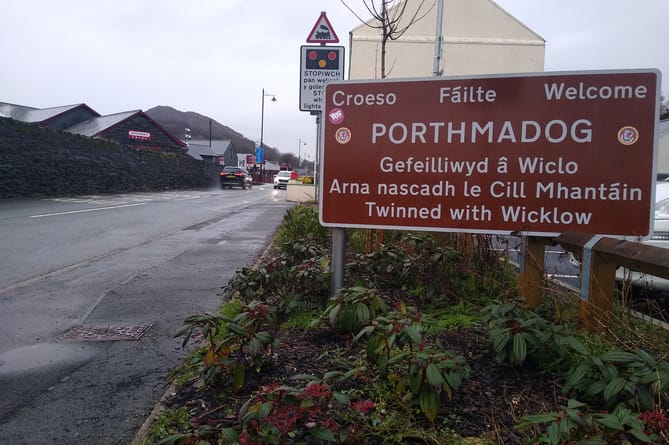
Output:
left=29, top=203, right=146, bottom=218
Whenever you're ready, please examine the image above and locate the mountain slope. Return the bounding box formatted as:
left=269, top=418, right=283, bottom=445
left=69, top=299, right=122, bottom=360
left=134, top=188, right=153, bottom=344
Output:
left=146, top=105, right=297, bottom=166
left=146, top=105, right=256, bottom=154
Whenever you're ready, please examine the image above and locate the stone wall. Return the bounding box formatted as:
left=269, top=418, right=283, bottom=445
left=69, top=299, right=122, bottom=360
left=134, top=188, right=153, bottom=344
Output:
left=0, top=117, right=221, bottom=199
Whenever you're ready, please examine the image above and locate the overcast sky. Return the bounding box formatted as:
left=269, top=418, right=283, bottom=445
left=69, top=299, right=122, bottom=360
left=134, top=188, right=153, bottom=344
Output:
left=2, top=0, right=667, bottom=159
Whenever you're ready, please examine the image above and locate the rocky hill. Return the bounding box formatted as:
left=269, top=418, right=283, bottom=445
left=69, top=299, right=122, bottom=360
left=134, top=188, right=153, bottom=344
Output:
left=145, top=106, right=288, bottom=165
left=146, top=106, right=254, bottom=152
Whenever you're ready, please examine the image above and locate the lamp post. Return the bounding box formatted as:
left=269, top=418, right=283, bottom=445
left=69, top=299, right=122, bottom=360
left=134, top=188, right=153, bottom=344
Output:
left=260, top=88, right=276, bottom=183
left=297, top=138, right=306, bottom=175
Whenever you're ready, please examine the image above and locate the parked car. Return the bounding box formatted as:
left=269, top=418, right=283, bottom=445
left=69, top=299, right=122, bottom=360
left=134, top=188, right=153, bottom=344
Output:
left=273, top=170, right=294, bottom=189
left=568, top=176, right=669, bottom=292
left=651, top=176, right=669, bottom=247
left=628, top=176, right=669, bottom=291
left=220, top=166, right=252, bottom=189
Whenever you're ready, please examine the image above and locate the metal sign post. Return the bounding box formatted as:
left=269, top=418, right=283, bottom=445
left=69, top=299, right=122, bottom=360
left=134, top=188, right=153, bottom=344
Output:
left=300, top=12, right=347, bottom=297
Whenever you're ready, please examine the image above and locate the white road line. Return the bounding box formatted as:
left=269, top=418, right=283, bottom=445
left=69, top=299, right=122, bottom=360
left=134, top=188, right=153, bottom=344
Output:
left=29, top=203, right=147, bottom=218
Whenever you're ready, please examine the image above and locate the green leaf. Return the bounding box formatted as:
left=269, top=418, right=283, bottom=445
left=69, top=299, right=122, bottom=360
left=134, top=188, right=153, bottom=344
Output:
left=585, top=381, right=606, bottom=397
left=425, top=363, right=444, bottom=387
left=354, top=303, right=370, bottom=326
left=492, top=330, right=510, bottom=353
left=546, top=422, right=560, bottom=443
left=366, top=336, right=382, bottom=363
left=404, top=325, right=421, bottom=344
left=219, top=428, right=239, bottom=443
left=291, top=373, right=319, bottom=381
left=323, top=370, right=344, bottom=380
left=327, top=304, right=341, bottom=326
left=564, top=364, right=588, bottom=390
left=637, top=389, right=655, bottom=411
left=310, top=427, right=336, bottom=442
left=231, top=361, right=245, bottom=391
left=352, top=325, right=375, bottom=342
left=599, top=351, right=638, bottom=363
left=255, top=331, right=273, bottom=344
left=332, top=391, right=350, bottom=405
left=595, top=413, right=624, bottom=430
left=603, top=377, right=626, bottom=402
left=520, top=413, right=560, bottom=424
left=634, top=348, right=657, bottom=367
left=386, top=351, right=410, bottom=365
left=157, top=434, right=192, bottom=444
left=227, top=323, right=248, bottom=337
left=629, top=428, right=655, bottom=443
left=387, top=333, right=397, bottom=349
left=409, top=370, right=423, bottom=395
left=257, top=401, right=273, bottom=419
left=566, top=336, right=588, bottom=355
left=444, top=371, right=463, bottom=392
left=418, top=387, right=440, bottom=422
left=566, top=399, right=587, bottom=409
left=512, top=333, right=527, bottom=364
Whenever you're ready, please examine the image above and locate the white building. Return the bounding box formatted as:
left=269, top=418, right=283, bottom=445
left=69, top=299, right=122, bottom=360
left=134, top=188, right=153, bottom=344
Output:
left=348, top=0, right=545, bottom=80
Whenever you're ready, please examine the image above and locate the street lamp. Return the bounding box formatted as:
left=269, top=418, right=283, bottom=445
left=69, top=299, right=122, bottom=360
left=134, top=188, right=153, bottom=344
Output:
left=297, top=138, right=306, bottom=175
left=260, top=88, right=277, bottom=182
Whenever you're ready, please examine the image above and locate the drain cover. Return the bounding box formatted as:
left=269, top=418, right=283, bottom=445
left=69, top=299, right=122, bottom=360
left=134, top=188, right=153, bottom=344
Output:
left=58, top=324, right=152, bottom=342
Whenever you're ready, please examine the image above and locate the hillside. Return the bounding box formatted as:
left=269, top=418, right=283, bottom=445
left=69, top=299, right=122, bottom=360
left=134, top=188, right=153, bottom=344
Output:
left=146, top=105, right=255, bottom=153
left=146, top=105, right=307, bottom=169
left=146, top=105, right=286, bottom=159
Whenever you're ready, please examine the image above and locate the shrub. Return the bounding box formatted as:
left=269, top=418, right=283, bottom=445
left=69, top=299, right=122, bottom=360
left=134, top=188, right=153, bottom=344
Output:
left=273, top=204, right=329, bottom=245
left=352, top=303, right=470, bottom=423
left=319, top=286, right=387, bottom=335
left=563, top=348, right=669, bottom=411
left=482, top=301, right=550, bottom=366
left=223, top=266, right=277, bottom=302
left=175, top=301, right=278, bottom=390
left=516, top=399, right=660, bottom=444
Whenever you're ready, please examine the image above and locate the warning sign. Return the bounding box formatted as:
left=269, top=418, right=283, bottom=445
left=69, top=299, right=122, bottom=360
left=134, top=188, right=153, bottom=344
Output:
left=319, top=70, right=660, bottom=237
left=300, top=45, right=345, bottom=112
left=306, top=11, right=339, bottom=44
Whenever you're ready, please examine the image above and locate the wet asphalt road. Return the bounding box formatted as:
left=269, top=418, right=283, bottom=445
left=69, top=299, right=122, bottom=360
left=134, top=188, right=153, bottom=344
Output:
left=0, top=186, right=294, bottom=444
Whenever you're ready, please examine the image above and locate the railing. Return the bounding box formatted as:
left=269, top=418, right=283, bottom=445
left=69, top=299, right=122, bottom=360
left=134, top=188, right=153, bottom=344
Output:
left=518, top=233, right=669, bottom=329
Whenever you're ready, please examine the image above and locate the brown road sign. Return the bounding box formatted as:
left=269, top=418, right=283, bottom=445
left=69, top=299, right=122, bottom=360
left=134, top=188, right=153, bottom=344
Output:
left=320, top=70, right=660, bottom=237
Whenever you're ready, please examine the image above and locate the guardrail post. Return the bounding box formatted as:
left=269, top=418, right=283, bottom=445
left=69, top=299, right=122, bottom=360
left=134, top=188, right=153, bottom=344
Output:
left=518, top=236, right=545, bottom=308
left=579, top=236, right=617, bottom=329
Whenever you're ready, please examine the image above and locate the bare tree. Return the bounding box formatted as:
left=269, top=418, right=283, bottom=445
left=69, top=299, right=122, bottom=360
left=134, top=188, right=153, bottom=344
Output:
left=341, top=0, right=434, bottom=78
left=341, top=1, right=434, bottom=250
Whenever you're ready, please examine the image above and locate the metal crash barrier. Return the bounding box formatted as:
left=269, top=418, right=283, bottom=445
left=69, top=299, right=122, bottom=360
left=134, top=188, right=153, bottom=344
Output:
left=518, top=233, right=669, bottom=329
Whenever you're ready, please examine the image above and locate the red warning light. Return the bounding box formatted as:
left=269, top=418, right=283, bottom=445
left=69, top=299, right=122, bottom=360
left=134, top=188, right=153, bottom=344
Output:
left=309, top=51, right=317, bottom=60
left=328, top=51, right=336, bottom=60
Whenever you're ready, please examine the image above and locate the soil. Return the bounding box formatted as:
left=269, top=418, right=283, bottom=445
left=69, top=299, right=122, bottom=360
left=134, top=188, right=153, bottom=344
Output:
left=160, top=321, right=567, bottom=444
left=153, top=235, right=669, bottom=444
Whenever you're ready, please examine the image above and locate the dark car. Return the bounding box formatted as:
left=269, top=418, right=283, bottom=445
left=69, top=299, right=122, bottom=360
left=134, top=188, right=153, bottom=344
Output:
left=220, top=166, right=252, bottom=189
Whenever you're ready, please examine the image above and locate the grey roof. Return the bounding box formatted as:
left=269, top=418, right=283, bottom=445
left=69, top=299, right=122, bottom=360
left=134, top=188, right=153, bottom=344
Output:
left=0, top=102, right=97, bottom=123
left=186, top=144, right=216, bottom=159
left=188, top=139, right=233, bottom=156
left=0, top=102, right=38, bottom=121
left=66, top=110, right=140, bottom=137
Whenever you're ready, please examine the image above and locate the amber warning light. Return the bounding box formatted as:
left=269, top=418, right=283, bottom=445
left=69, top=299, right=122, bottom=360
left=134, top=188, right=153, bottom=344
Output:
left=319, top=70, right=660, bottom=237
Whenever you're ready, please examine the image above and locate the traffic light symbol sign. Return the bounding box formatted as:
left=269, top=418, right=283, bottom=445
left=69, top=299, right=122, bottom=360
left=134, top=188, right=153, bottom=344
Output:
left=306, top=49, right=339, bottom=70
